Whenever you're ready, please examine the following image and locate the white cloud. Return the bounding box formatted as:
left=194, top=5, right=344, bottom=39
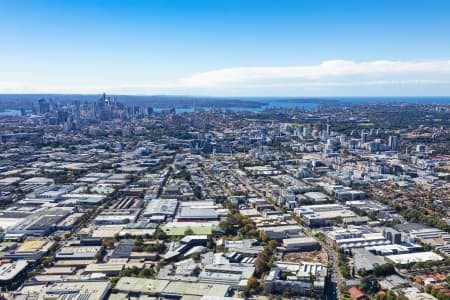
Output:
left=1, top=59, right=450, bottom=95
left=181, top=60, right=450, bottom=87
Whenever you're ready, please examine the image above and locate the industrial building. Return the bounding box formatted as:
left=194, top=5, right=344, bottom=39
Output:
left=8, top=208, right=73, bottom=236
left=110, top=239, right=134, bottom=259
left=257, top=224, right=304, bottom=240
left=264, top=261, right=327, bottom=297
left=164, top=235, right=208, bottom=261
left=176, top=207, right=219, bottom=222
left=0, top=260, right=28, bottom=284
left=94, top=208, right=140, bottom=225
left=3, top=239, right=55, bottom=263
left=143, top=198, right=178, bottom=218
left=295, top=204, right=357, bottom=227
left=352, top=249, right=386, bottom=273
left=113, top=277, right=231, bottom=298
left=325, top=228, right=391, bottom=250
left=24, top=185, right=75, bottom=204
left=55, top=245, right=103, bottom=260
left=9, top=280, right=111, bottom=300
left=385, top=251, right=443, bottom=265
left=199, top=263, right=255, bottom=287
left=282, top=237, right=321, bottom=252
left=383, top=228, right=403, bottom=244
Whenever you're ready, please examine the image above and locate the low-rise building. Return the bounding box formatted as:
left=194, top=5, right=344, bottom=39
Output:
left=264, top=261, right=327, bottom=297
left=0, top=260, right=28, bottom=284
left=385, top=251, right=443, bottom=265
left=282, top=237, right=321, bottom=252
left=295, top=204, right=357, bottom=227
left=7, top=280, right=110, bottom=300
left=55, top=245, right=103, bottom=260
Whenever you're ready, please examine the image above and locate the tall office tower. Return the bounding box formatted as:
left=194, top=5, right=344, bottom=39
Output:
left=326, top=124, right=331, bottom=136
left=48, top=99, right=57, bottom=112
left=133, top=106, right=142, bottom=118
left=38, top=98, right=50, bottom=114
left=74, top=101, right=81, bottom=127
left=388, top=135, right=398, bottom=150
left=302, top=127, right=311, bottom=138
left=361, top=130, right=369, bottom=143
left=349, top=139, right=359, bottom=149
left=112, top=122, right=117, bottom=135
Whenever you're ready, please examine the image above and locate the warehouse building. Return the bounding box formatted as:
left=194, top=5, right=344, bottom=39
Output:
left=282, top=237, right=321, bottom=252
left=4, top=239, right=55, bottom=263
left=295, top=204, right=357, bottom=227
left=199, top=264, right=255, bottom=287
left=365, top=243, right=422, bottom=256
left=385, top=251, right=443, bottom=265
left=176, top=207, right=219, bottom=222
left=94, top=208, right=140, bottom=225
left=82, top=263, right=124, bottom=276
left=143, top=198, right=178, bottom=218
left=8, top=280, right=110, bottom=300
left=352, top=249, right=386, bottom=273
left=55, top=245, right=103, bottom=260
left=113, top=277, right=231, bottom=298
left=24, top=185, right=74, bottom=204
left=326, top=228, right=391, bottom=250
left=0, top=260, right=28, bottom=284
left=258, top=224, right=304, bottom=240
left=265, top=261, right=327, bottom=297
left=304, top=192, right=330, bottom=203
left=8, top=208, right=73, bottom=236
left=110, top=239, right=134, bottom=259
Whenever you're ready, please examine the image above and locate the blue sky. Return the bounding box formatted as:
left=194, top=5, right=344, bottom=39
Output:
left=1, top=0, right=450, bottom=96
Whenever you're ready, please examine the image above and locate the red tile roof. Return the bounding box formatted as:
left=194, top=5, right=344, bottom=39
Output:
left=427, top=275, right=440, bottom=281
left=349, top=287, right=367, bottom=299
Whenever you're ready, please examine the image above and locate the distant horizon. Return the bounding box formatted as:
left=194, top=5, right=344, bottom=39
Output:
left=1, top=93, right=450, bottom=99
left=1, top=93, right=449, bottom=115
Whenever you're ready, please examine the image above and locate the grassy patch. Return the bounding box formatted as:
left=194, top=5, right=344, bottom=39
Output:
left=357, top=122, right=375, bottom=127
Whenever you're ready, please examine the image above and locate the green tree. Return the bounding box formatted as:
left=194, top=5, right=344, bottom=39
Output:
left=184, top=228, right=194, bottom=235
left=255, top=251, right=270, bottom=276
left=67, top=170, right=75, bottom=182
left=102, top=239, right=115, bottom=249
left=246, top=276, right=258, bottom=290
left=154, top=228, right=168, bottom=240
left=386, top=290, right=396, bottom=300
left=41, top=257, right=53, bottom=268
left=260, top=232, right=270, bottom=243
left=219, top=218, right=235, bottom=236
left=396, top=293, right=409, bottom=300
left=138, top=268, right=154, bottom=278
left=373, top=263, right=396, bottom=277
left=359, top=275, right=380, bottom=294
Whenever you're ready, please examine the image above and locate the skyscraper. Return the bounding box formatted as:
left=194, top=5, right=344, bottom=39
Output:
left=361, top=130, right=369, bottom=143
left=38, top=98, right=50, bottom=114
left=388, top=135, right=398, bottom=150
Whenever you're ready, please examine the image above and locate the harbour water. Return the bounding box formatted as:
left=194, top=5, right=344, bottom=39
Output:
left=1, top=97, right=449, bottom=116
